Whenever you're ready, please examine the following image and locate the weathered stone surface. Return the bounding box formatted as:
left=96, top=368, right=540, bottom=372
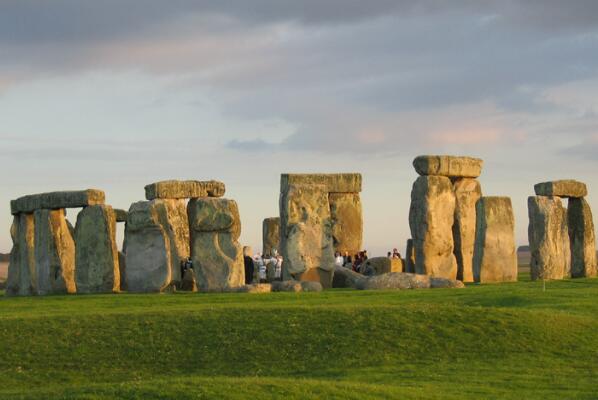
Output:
left=527, top=196, right=570, bottom=281
left=125, top=201, right=173, bottom=293
left=413, top=155, right=483, bottom=178
left=118, top=251, right=127, bottom=291
left=453, top=178, right=482, bottom=282
left=11, top=189, right=105, bottom=215
left=114, top=209, right=128, bottom=223
left=271, top=280, right=303, bottom=292
left=360, top=257, right=403, bottom=276
left=280, top=184, right=335, bottom=288
left=300, top=281, right=323, bottom=292
left=281, top=173, right=362, bottom=193
left=430, top=277, right=466, bottom=289
left=188, top=198, right=244, bottom=291
left=154, top=199, right=190, bottom=285
left=181, top=269, right=198, bottom=292
left=473, top=197, right=517, bottom=283
left=409, top=176, right=458, bottom=279
left=356, top=272, right=431, bottom=290
left=568, top=198, right=598, bottom=278
left=332, top=266, right=364, bottom=288
left=405, top=239, right=416, bottom=273
left=5, top=214, right=36, bottom=296
left=262, top=217, right=280, bottom=256
left=534, top=180, right=587, bottom=198
left=75, top=205, right=120, bottom=293
left=329, top=193, right=363, bottom=256
left=236, top=283, right=272, bottom=293
left=145, top=180, right=225, bottom=200
left=34, top=209, right=76, bottom=295
left=188, top=198, right=241, bottom=239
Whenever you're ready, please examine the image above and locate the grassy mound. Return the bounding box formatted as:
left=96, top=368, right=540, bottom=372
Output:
left=0, top=276, right=597, bottom=399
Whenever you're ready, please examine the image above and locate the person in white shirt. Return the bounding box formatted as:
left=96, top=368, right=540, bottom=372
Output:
left=334, top=251, right=344, bottom=267
left=275, top=255, right=283, bottom=280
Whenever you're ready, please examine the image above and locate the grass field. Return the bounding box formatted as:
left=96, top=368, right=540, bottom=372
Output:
left=0, top=274, right=597, bottom=399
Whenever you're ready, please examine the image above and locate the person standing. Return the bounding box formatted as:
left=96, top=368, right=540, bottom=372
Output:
left=243, top=253, right=255, bottom=285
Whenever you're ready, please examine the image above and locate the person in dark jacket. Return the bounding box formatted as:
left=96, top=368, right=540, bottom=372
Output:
left=243, top=255, right=255, bottom=285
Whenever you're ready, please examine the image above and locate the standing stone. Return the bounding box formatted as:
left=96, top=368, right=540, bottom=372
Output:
left=153, top=199, right=190, bottom=285
left=6, top=214, right=36, bottom=296
left=528, top=196, right=570, bottom=281
left=409, top=176, right=458, bottom=279
left=452, top=178, right=482, bottom=282
left=262, top=217, right=280, bottom=256
left=188, top=198, right=244, bottom=291
left=473, top=197, right=517, bottom=283
left=125, top=201, right=173, bottom=293
left=75, top=205, right=120, bottom=293
left=328, top=193, right=363, bottom=257
left=34, top=209, right=76, bottom=295
left=405, top=239, right=416, bottom=273
left=568, top=198, right=598, bottom=278
left=280, top=184, right=335, bottom=288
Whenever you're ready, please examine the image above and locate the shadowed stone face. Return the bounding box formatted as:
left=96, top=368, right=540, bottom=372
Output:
left=262, top=217, right=280, bottom=256
left=528, top=196, right=570, bottom=281
left=473, top=197, right=517, bottom=283
left=405, top=239, right=415, bottom=273
left=568, top=198, right=597, bottom=278
left=11, top=189, right=105, bottom=215
left=329, top=193, right=363, bottom=257
left=534, top=180, right=587, bottom=198
left=413, top=155, right=483, bottom=178
left=6, top=214, right=36, bottom=296
left=452, top=178, right=482, bottom=283
left=409, top=175, right=458, bottom=280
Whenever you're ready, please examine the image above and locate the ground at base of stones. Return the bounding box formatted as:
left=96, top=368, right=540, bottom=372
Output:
left=0, top=271, right=597, bottom=400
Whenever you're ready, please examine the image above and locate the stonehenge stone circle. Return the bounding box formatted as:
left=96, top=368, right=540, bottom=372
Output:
left=528, top=196, right=571, bottom=281
left=188, top=198, right=244, bottom=291
left=453, top=178, right=482, bottom=282
left=6, top=214, right=36, bottom=296
left=409, top=175, right=458, bottom=279
left=74, top=205, right=120, bottom=293
left=11, top=189, right=105, bottom=215
left=34, top=209, right=76, bottom=295
left=568, top=198, right=597, bottom=278
left=125, top=201, right=174, bottom=293
left=534, top=180, right=587, bottom=198
left=473, top=197, right=517, bottom=283
left=329, top=193, right=363, bottom=257
left=262, top=217, right=280, bottom=256
left=413, top=155, right=483, bottom=178
left=145, top=180, right=225, bottom=200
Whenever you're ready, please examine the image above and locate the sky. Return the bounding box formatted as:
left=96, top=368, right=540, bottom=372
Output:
left=1, top=1, right=598, bottom=255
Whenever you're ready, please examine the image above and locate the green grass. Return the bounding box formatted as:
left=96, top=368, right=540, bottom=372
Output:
left=0, top=275, right=597, bottom=399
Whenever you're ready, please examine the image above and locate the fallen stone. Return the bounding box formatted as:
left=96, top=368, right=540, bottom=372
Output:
left=329, top=193, right=363, bottom=257
left=300, top=281, right=323, bottom=292
left=473, top=197, right=517, bottom=283
left=528, top=196, right=570, bottom=281
left=356, top=272, right=432, bottom=290
left=281, top=173, right=362, bottom=193
left=453, top=178, right=482, bottom=282
left=409, top=175, right=458, bottom=279
left=236, top=283, right=272, bottom=293
left=5, top=214, right=36, bottom=296
left=125, top=201, right=173, bottom=293
left=145, top=180, right=225, bottom=200
left=568, top=198, right=598, bottom=278
left=11, top=189, right=105, bottom=215
left=404, top=239, right=416, bottom=273
left=280, top=184, right=335, bottom=288
left=430, top=277, right=466, bottom=289
left=114, top=209, right=128, bottom=223
left=75, top=205, right=120, bottom=293
left=534, top=180, right=587, bottom=198
left=33, top=209, right=76, bottom=295
left=360, top=257, right=403, bottom=276
left=271, top=280, right=303, bottom=292
left=262, top=217, right=280, bottom=256
left=332, top=266, right=364, bottom=288
left=413, top=155, right=483, bottom=178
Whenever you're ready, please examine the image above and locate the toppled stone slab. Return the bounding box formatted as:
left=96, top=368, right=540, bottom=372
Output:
left=114, top=209, right=128, bottom=223
left=281, top=173, right=362, bottom=193
left=236, top=283, right=272, bottom=293
left=329, top=193, right=363, bottom=256
left=413, top=155, right=483, bottom=178
left=300, top=281, right=323, bottom=292
left=145, top=180, right=225, bottom=200
left=356, top=272, right=464, bottom=290
left=271, top=280, right=303, bottom=292
left=473, top=197, right=517, bottom=283
left=360, top=257, right=403, bottom=276
left=5, top=214, right=36, bottom=296
left=11, top=189, right=105, bottom=215
left=332, top=266, right=364, bottom=288
left=528, top=196, right=571, bottom=281
left=453, top=178, right=482, bottom=282
left=34, top=209, right=76, bottom=295
left=262, top=217, right=280, bottom=256
left=409, top=175, right=458, bottom=279
left=568, top=198, right=598, bottom=278
left=534, top=180, right=587, bottom=198
left=75, top=205, right=120, bottom=293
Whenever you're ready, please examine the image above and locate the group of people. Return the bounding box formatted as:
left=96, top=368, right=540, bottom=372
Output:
left=243, top=251, right=283, bottom=284
left=335, top=247, right=403, bottom=275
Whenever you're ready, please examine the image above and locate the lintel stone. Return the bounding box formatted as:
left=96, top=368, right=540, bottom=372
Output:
left=280, top=173, right=362, bottom=193
left=144, top=180, right=225, bottom=200
left=413, top=155, right=483, bottom=178
left=534, top=180, right=587, bottom=198
left=11, top=189, right=105, bottom=215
